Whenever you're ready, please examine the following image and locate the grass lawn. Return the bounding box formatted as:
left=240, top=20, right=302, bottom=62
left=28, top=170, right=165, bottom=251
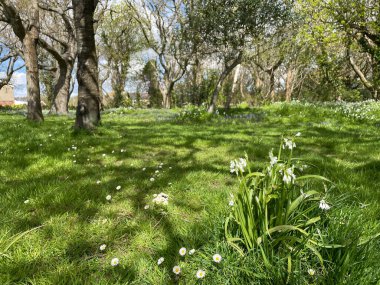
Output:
left=0, top=103, right=379, bottom=284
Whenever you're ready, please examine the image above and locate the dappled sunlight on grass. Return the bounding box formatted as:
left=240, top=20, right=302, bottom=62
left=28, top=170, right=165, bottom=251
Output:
left=0, top=104, right=379, bottom=284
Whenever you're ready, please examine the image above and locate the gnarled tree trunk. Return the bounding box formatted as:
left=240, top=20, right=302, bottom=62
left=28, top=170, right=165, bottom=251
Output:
left=73, top=0, right=100, bottom=129
left=0, top=0, right=44, bottom=121
left=52, top=61, right=74, bottom=114
left=208, top=52, right=242, bottom=113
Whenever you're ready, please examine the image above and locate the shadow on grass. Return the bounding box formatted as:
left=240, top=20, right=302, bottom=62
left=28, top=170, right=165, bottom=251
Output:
left=1, top=110, right=380, bottom=283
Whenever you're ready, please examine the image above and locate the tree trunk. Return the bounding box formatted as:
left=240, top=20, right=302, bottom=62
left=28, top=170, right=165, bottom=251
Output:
left=224, top=65, right=241, bottom=109
left=208, top=52, right=242, bottom=113
left=24, top=1, right=43, bottom=122
left=51, top=61, right=74, bottom=115
left=207, top=72, right=227, bottom=113
left=285, top=67, right=295, bottom=102
left=73, top=0, right=100, bottom=129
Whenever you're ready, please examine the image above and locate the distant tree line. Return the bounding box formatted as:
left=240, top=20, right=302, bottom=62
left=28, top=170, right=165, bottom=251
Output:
left=0, top=0, right=379, bottom=129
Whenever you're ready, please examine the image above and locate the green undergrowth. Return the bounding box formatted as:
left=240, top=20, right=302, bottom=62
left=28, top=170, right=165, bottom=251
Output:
left=0, top=103, right=379, bottom=284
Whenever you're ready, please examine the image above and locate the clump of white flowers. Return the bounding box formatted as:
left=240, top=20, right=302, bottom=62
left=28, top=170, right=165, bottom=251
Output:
left=308, top=268, right=316, bottom=276
left=152, top=193, right=169, bottom=205
left=230, top=158, right=247, bottom=174
left=99, top=244, right=106, bottom=251
left=269, top=150, right=278, bottom=168
left=283, top=167, right=296, bottom=184
left=283, top=138, right=296, bottom=150
left=319, top=199, right=331, bottom=210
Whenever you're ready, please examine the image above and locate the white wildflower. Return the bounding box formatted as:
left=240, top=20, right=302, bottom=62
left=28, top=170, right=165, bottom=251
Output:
left=144, top=205, right=150, bottom=210
left=283, top=138, right=296, bottom=150
left=152, top=193, right=169, bottom=205
left=295, top=132, right=301, bottom=137
left=24, top=199, right=30, bottom=204
left=173, top=265, right=181, bottom=275
left=308, top=268, right=315, bottom=276
left=179, top=247, right=186, bottom=256
left=319, top=199, right=331, bottom=210
left=269, top=150, right=278, bottom=167
left=283, top=167, right=296, bottom=184
left=142, top=168, right=146, bottom=171
left=189, top=249, right=195, bottom=255
left=150, top=177, right=155, bottom=182
left=99, top=244, right=106, bottom=251
left=116, top=185, right=121, bottom=190
left=96, top=180, right=101, bottom=184
left=230, top=158, right=247, bottom=174
left=229, top=200, right=234, bottom=206
left=213, top=254, right=222, bottom=263
left=111, top=258, right=119, bottom=266
left=157, top=257, right=164, bottom=265
left=196, top=269, right=206, bottom=279
left=106, top=195, right=112, bottom=201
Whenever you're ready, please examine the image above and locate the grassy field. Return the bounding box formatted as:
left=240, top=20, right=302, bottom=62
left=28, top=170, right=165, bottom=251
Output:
left=0, top=102, right=379, bottom=284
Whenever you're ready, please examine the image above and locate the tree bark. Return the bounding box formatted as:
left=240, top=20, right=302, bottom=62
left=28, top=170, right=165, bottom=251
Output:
left=0, top=0, right=43, bottom=121
left=224, top=65, right=241, bottom=109
left=285, top=67, right=295, bottom=102
left=24, top=1, right=43, bottom=121
left=208, top=52, right=242, bottom=113
left=51, top=61, right=74, bottom=114
left=73, top=0, right=101, bottom=129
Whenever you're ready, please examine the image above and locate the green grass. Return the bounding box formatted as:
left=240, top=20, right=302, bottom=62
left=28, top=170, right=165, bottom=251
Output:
left=0, top=104, right=379, bottom=284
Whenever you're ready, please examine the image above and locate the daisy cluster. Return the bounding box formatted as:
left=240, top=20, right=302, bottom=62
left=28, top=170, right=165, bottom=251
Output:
left=166, top=247, right=223, bottom=280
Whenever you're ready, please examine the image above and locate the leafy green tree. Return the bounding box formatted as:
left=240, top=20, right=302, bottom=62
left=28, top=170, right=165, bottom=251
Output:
left=191, top=0, right=292, bottom=112
left=142, top=60, right=162, bottom=108
left=98, top=2, right=145, bottom=108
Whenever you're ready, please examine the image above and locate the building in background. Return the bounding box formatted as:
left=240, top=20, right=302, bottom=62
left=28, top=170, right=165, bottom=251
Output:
left=0, top=85, right=14, bottom=106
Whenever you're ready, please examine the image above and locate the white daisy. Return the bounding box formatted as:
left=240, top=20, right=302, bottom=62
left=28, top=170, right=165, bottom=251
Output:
left=157, top=257, right=164, bottom=265
left=142, top=168, right=146, bottom=171
left=213, top=254, right=222, bottom=263
left=179, top=247, right=186, bottom=256
left=96, top=180, right=101, bottom=184
left=308, top=268, right=315, bottom=276
left=173, top=265, right=181, bottom=275
left=144, top=205, right=150, bottom=210
left=116, top=185, right=121, bottom=190
left=196, top=269, right=206, bottom=279
left=189, top=249, right=195, bottom=255
left=111, top=258, right=119, bottom=266
left=24, top=199, right=30, bottom=204
left=295, top=132, right=301, bottom=137
left=99, top=244, right=106, bottom=251
left=150, top=177, right=155, bottom=182
left=106, top=195, right=112, bottom=201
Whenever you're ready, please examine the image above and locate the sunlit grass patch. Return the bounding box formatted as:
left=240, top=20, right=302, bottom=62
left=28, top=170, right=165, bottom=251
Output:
left=0, top=103, right=379, bottom=284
